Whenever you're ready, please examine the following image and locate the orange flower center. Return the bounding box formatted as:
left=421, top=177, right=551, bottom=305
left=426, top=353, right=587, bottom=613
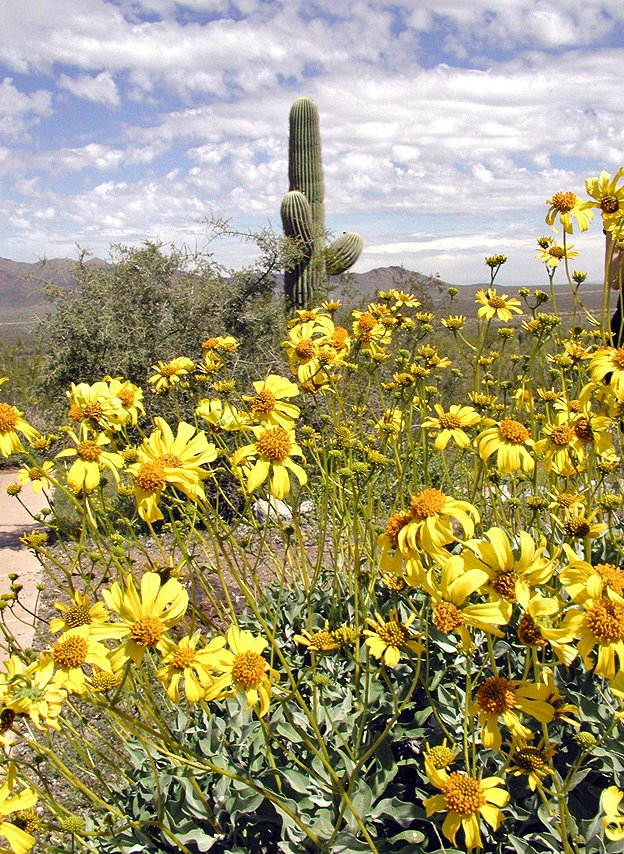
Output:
left=308, top=630, right=338, bottom=651
left=331, top=327, right=348, bottom=349
left=356, top=313, right=377, bottom=332
left=52, top=635, right=88, bottom=668
left=443, top=772, right=486, bottom=815
left=90, top=670, right=118, bottom=692
left=27, top=466, right=44, bottom=481
left=376, top=620, right=409, bottom=647
left=550, top=424, right=575, bottom=446
left=63, top=605, right=92, bottom=628
left=83, top=402, right=104, bottom=421
left=585, top=599, right=624, bottom=642
left=130, top=616, right=165, bottom=647
left=294, top=338, right=316, bottom=359
left=256, top=426, right=292, bottom=462
left=67, top=404, right=84, bottom=422
left=169, top=647, right=197, bottom=669
left=433, top=601, right=464, bottom=634
left=410, top=488, right=446, bottom=518
left=601, top=195, right=620, bottom=214
left=76, top=440, right=103, bottom=461
left=613, top=347, right=624, bottom=369
left=135, top=460, right=167, bottom=491
left=232, top=650, right=267, bottom=688
left=550, top=191, right=577, bottom=212
left=514, top=746, right=546, bottom=771
left=477, top=676, right=517, bottom=714
left=426, top=745, right=455, bottom=769
left=159, top=453, right=183, bottom=468
left=385, top=510, right=413, bottom=547
left=118, top=389, right=136, bottom=407
left=548, top=246, right=565, bottom=259
left=517, top=613, right=547, bottom=647
left=0, top=403, right=19, bottom=433
left=487, top=296, right=506, bottom=309
left=438, top=413, right=462, bottom=429
left=562, top=516, right=590, bottom=538
left=498, top=418, right=530, bottom=444
left=595, top=563, right=624, bottom=595
left=159, top=364, right=179, bottom=377
left=251, top=389, right=277, bottom=414
left=493, top=571, right=518, bottom=601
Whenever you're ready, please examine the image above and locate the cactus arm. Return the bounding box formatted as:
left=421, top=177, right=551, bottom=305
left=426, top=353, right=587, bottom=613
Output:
left=325, top=232, right=364, bottom=277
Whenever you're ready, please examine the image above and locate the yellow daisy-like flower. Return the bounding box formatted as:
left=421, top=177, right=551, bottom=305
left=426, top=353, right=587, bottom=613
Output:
left=243, top=374, right=300, bottom=429
left=49, top=590, right=114, bottom=638
left=506, top=736, right=555, bottom=791
left=148, top=356, right=196, bottom=394
left=560, top=544, right=624, bottom=603
left=106, top=377, right=145, bottom=425
left=231, top=424, right=307, bottom=500
left=201, top=335, right=239, bottom=352
left=422, top=403, right=480, bottom=451
left=558, top=506, right=607, bottom=542
left=351, top=308, right=393, bottom=349
left=477, top=416, right=535, bottom=473
left=102, top=571, right=189, bottom=667
left=1, top=656, right=66, bottom=732
left=196, top=398, right=249, bottom=432
left=156, top=632, right=228, bottom=703
left=463, top=527, right=557, bottom=608
left=55, top=427, right=124, bottom=493
left=424, top=738, right=457, bottom=772
left=397, top=489, right=480, bottom=559
left=545, top=190, right=593, bottom=234
left=282, top=320, right=324, bottom=374
left=374, top=408, right=404, bottom=436
left=563, top=588, right=624, bottom=680
left=204, top=625, right=279, bottom=718
left=534, top=413, right=589, bottom=476
left=293, top=622, right=340, bottom=652
left=0, top=763, right=38, bottom=854
left=472, top=675, right=555, bottom=750
left=590, top=345, right=624, bottom=396
left=17, top=461, right=55, bottom=493
left=475, top=288, right=522, bottom=322
left=535, top=241, right=579, bottom=268
left=516, top=591, right=577, bottom=666
left=601, top=785, right=624, bottom=842
left=425, top=555, right=512, bottom=649
left=364, top=610, right=424, bottom=667
left=585, top=168, right=624, bottom=230
left=48, top=625, right=114, bottom=695
left=423, top=762, right=509, bottom=850
left=0, top=401, right=38, bottom=458
left=66, top=380, right=129, bottom=431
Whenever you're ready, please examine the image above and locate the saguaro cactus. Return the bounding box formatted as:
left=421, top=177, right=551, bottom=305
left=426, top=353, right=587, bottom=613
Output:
left=281, top=97, right=363, bottom=308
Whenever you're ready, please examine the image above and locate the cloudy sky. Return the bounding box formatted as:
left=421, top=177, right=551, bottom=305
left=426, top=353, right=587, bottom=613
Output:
left=1, top=0, right=623, bottom=285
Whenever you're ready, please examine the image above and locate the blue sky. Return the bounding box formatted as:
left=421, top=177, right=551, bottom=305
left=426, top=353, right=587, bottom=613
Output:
left=1, top=0, right=624, bottom=285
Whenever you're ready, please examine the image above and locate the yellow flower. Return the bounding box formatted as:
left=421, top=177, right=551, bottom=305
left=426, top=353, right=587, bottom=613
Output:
left=196, top=398, right=249, bottom=432
left=563, top=588, right=624, bottom=680
left=48, top=625, right=114, bottom=695
left=374, top=408, right=404, bottom=436
left=506, top=736, right=555, bottom=791
left=364, top=610, right=424, bottom=666
left=49, top=590, right=114, bottom=638
left=423, top=762, right=509, bottom=850
left=66, top=380, right=129, bottom=431
left=516, top=592, right=577, bottom=666
left=477, top=417, right=535, bottom=473
left=397, top=489, right=480, bottom=559
left=102, top=571, right=189, bottom=667
left=148, top=356, right=196, bottom=393
left=157, top=632, right=228, bottom=703
left=475, top=288, right=522, bottom=322
left=0, top=401, right=38, bottom=458
left=231, top=424, right=306, bottom=499
left=243, top=374, right=300, bottom=429
left=590, top=345, right=624, bottom=396
left=601, top=785, right=624, bottom=842
left=472, top=676, right=555, bottom=750
left=422, top=403, right=480, bottom=451
left=463, top=527, right=557, bottom=608
left=545, top=190, right=593, bottom=234
left=201, top=335, right=239, bottom=352
left=534, top=413, right=589, bottom=476
left=425, top=555, right=512, bottom=649
left=204, top=625, right=279, bottom=717
left=424, top=739, right=457, bottom=772
left=55, top=427, right=124, bottom=493
left=560, top=544, right=624, bottom=602
left=536, top=241, right=579, bottom=268
left=127, top=418, right=217, bottom=522
left=106, top=377, right=145, bottom=425
left=293, top=622, right=340, bottom=652
left=1, top=656, right=66, bottom=731
left=0, top=763, right=38, bottom=854
left=17, top=462, right=55, bottom=493
left=585, top=168, right=624, bottom=230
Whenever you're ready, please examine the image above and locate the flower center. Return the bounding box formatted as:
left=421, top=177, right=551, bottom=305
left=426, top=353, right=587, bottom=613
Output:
left=330, top=327, right=349, bottom=349
left=439, top=413, right=462, bottom=429
left=294, top=338, right=316, bottom=360
left=601, top=195, right=620, bottom=214
left=159, top=364, right=178, bottom=377
left=159, top=453, right=183, bottom=468
left=550, top=424, right=575, bottom=446
left=426, top=745, right=455, bottom=769
left=585, top=599, right=624, bottom=642
left=76, top=440, right=102, bottom=461
left=310, top=630, right=338, bottom=651
left=135, top=461, right=167, bottom=491
left=517, top=613, right=547, bottom=647
left=67, top=404, right=84, bottom=422
left=613, top=347, right=624, bottom=369
left=0, top=403, right=19, bottom=433
left=0, top=708, right=16, bottom=732
left=169, top=647, right=197, bottom=669
left=573, top=417, right=593, bottom=442
left=595, top=563, right=624, bottom=594
left=118, top=389, right=136, bottom=407
left=232, top=650, right=267, bottom=688
left=384, top=510, right=413, bottom=547
left=487, top=296, right=506, bottom=309
left=410, top=488, right=445, bottom=518
left=63, top=605, right=92, bottom=628
left=548, top=246, right=565, bottom=259
left=130, top=616, right=165, bottom=647
left=255, top=426, right=292, bottom=462
left=357, top=313, right=377, bottom=332
left=251, top=389, right=277, bottom=414
left=550, top=191, right=577, bottom=212
left=498, top=418, right=530, bottom=444
left=27, top=466, right=44, bottom=481
left=443, top=772, right=486, bottom=815
left=433, top=601, right=464, bottom=634
left=90, top=670, right=118, bottom=692
left=377, top=620, right=409, bottom=647
left=514, top=746, right=546, bottom=771
left=562, top=516, right=590, bottom=538
left=83, top=402, right=104, bottom=421
left=477, top=676, right=517, bottom=714
left=52, top=635, right=88, bottom=668
left=493, top=571, right=518, bottom=601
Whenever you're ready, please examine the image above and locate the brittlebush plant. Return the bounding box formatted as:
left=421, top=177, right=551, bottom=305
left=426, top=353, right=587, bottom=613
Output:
left=2, top=172, right=624, bottom=853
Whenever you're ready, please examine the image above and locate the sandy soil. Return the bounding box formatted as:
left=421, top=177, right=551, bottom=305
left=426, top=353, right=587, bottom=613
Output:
left=0, top=469, right=47, bottom=649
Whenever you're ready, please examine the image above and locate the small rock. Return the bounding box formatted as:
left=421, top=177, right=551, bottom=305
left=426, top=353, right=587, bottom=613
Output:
left=252, top=498, right=293, bottom=524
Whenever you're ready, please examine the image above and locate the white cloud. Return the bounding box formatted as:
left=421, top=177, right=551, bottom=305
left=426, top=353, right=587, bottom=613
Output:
left=58, top=71, right=120, bottom=106
left=0, top=77, right=52, bottom=140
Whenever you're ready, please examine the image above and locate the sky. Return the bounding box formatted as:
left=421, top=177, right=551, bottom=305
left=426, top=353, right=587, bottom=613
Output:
left=1, top=1, right=624, bottom=286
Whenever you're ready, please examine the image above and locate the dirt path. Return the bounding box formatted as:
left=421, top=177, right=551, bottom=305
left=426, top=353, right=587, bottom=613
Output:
left=0, top=470, right=47, bottom=649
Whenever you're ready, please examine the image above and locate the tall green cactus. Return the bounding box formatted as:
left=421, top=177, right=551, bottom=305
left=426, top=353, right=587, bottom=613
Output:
left=281, top=97, right=363, bottom=308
